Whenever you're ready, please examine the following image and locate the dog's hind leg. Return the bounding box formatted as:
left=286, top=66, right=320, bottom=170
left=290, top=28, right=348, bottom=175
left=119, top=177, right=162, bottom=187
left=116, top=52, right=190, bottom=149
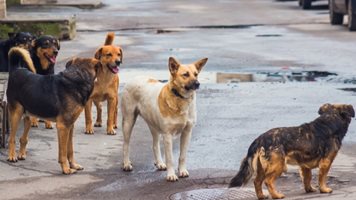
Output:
left=18, top=116, right=32, bottom=160
left=94, top=101, right=102, bottom=127
left=56, top=121, right=76, bottom=174
left=149, top=125, right=166, bottom=171
left=122, top=107, right=138, bottom=171
left=300, top=167, right=316, bottom=193
left=263, top=151, right=285, bottom=199
left=178, top=123, right=193, bottom=178
left=254, top=158, right=268, bottom=200
left=163, top=133, right=178, bottom=182
left=67, top=125, right=84, bottom=171
left=319, top=152, right=337, bottom=193
left=84, top=100, right=94, bottom=134
left=7, top=103, right=24, bottom=162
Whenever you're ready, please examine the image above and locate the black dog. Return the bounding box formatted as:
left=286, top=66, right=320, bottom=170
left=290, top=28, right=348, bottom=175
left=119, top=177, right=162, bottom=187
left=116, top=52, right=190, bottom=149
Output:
left=0, top=32, right=35, bottom=72
left=7, top=47, right=100, bottom=174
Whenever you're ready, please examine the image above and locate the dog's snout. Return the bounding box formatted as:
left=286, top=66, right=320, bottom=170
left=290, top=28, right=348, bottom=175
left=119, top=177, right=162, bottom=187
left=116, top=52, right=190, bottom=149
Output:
left=115, top=60, right=121, bottom=66
left=194, top=81, right=200, bottom=89
left=53, top=49, right=59, bottom=56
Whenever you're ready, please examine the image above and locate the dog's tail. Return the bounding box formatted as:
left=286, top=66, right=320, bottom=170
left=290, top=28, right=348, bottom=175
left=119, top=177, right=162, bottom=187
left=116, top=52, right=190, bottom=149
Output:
left=229, top=140, right=261, bottom=188
left=8, top=47, right=36, bottom=73
left=104, top=32, right=115, bottom=45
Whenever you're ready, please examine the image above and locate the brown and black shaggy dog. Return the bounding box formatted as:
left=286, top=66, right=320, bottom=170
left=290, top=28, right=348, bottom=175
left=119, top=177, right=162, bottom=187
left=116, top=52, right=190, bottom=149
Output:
left=229, top=104, right=354, bottom=199
left=7, top=47, right=99, bottom=174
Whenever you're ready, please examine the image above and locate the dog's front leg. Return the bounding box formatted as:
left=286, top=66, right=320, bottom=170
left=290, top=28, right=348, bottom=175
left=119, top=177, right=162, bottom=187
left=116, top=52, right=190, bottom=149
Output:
left=18, top=116, right=32, bottom=160
left=84, top=100, right=94, bottom=134
left=67, top=125, right=83, bottom=171
left=57, top=122, right=76, bottom=174
left=106, top=97, right=116, bottom=135
left=319, top=153, right=337, bottom=193
left=178, top=124, right=193, bottom=178
left=163, top=133, right=178, bottom=181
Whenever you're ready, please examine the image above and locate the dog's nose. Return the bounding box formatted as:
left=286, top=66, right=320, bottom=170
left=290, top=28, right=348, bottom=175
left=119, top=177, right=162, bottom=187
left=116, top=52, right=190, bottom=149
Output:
left=194, top=81, right=200, bottom=89
left=53, top=49, right=58, bottom=56
left=115, top=60, right=121, bottom=66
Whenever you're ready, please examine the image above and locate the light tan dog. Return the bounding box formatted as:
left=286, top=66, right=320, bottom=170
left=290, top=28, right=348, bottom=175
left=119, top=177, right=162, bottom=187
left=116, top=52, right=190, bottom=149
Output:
left=84, top=32, right=123, bottom=135
left=121, top=57, right=208, bottom=181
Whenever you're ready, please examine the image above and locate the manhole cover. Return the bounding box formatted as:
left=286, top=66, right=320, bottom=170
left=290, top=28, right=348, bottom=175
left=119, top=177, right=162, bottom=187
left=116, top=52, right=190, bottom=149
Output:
left=170, top=188, right=257, bottom=200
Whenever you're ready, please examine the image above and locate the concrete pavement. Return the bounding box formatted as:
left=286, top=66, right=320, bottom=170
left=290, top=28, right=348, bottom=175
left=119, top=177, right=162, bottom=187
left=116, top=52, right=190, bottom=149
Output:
left=1, top=0, right=356, bottom=199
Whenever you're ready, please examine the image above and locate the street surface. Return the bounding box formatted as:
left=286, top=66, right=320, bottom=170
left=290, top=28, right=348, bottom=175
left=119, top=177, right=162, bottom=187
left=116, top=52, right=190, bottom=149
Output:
left=1, top=0, right=356, bottom=199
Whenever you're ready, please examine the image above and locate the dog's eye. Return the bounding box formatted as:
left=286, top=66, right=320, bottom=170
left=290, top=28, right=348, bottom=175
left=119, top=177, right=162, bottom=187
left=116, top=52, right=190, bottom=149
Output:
left=106, top=54, right=112, bottom=57
left=194, top=73, right=198, bottom=77
left=182, top=72, right=190, bottom=78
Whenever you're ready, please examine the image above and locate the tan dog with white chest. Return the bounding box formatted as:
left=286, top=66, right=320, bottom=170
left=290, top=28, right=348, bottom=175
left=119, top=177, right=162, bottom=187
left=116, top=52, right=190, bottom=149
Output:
left=121, top=57, right=208, bottom=181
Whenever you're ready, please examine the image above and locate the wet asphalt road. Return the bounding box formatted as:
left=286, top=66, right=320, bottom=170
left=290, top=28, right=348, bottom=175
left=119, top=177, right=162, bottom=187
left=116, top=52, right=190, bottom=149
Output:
left=2, top=0, right=356, bottom=199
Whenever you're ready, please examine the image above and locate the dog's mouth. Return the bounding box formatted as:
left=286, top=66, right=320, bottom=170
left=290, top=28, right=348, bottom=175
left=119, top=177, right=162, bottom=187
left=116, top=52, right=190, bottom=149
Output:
left=107, top=64, right=120, bottom=74
left=44, top=53, right=57, bottom=64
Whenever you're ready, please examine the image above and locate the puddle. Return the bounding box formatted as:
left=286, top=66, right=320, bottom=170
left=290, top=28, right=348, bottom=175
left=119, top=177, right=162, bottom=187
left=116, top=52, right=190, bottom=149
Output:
left=217, top=70, right=337, bottom=83
left=256, top=34, right=282, bottom=37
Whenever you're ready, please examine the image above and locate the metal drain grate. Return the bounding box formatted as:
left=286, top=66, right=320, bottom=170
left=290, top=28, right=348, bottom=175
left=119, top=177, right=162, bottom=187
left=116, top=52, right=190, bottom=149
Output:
left=170, top=188, right=257, bottom=200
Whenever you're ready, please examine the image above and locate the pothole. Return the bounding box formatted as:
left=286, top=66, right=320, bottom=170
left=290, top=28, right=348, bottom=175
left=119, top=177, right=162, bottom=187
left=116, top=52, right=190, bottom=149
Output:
left=170, top=188, right=257, bottom=200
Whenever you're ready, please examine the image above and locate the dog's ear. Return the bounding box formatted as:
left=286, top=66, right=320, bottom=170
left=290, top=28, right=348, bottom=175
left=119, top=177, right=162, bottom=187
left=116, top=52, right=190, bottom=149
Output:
left=194, top=58, right=208, bottom=73
left=318, top=103, right=332, bottom=115
left=119, top=47, right=123, bottom=63
left=56, top=39, right=61, bottom=50
left=65, top=58, right=75, bottom=69
left=341, top=104, right=355, bottom=118
left=169, top=57, right=180, bottom=75
left=8, top=32, right=16, bottom=39
left=95, top=48, right=103, bottom=60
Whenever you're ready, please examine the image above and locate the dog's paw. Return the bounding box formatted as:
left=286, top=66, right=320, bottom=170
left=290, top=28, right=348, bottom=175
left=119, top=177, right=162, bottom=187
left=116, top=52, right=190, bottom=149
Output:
left=154, top=162, right=167, bottom=171
left=113, top=124, right=118, bottom=129
left=31, top=121, right=39, bottom=127
left=257, top=194, right=269, bottom=200
left=179, top=169, right=189, bottom=178
left=85, top=128, right=94, bottom=135
left=94, top=122, right=102, bottom=127
left=45, top=122, right=53, bottom=129
left=122, top=162, right=133, bottom=171
left=7, top=155, right=18, bottom=162
left=271, top=193, right=285, bottom=199
left=17, top=153, right=26, bottom=160
left=320, top=187, right=333, bottom=193
left=62, top=168, right=77, bottom=175
left=305, top=186, right=317, bottom=193
left=70, top=163, right=84, bottom=170
left=107, top=129, right=116, bottom=135
left=166, top=174, right=179, bottom=182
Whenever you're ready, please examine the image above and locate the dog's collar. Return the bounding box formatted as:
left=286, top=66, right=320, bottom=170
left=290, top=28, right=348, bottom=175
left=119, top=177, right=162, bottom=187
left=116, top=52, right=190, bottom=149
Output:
left=171, top=88, right=187, bottom=99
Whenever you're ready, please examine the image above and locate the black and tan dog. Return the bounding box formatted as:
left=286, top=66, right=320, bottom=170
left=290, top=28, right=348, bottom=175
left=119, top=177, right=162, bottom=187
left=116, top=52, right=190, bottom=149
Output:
left=28, top=35, right=61, bottom=129
left=7, top=47, right=99, bottom=174
left=229, top=104, right=354, bottom=199
left=84, top=32, right=122, bottom=135
left=0, top=32, right=35, bottom=72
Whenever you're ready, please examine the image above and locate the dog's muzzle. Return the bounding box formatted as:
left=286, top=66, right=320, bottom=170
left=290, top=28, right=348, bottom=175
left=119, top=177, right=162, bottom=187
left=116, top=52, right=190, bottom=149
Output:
left=185, top=80, right=200, bottom=91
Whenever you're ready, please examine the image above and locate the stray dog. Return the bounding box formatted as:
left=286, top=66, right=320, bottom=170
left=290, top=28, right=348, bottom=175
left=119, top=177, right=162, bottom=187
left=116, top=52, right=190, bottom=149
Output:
left=229, top=104, right=354, bottom=199
left=121, top=57, right=208, bottom=181
left=0, top=32, right=35, bottom=72
left=84, top=32, right=122, bottom=135
left=28, top=35, right=61, bottom=129
left=7, top=47, right=99, bottom=174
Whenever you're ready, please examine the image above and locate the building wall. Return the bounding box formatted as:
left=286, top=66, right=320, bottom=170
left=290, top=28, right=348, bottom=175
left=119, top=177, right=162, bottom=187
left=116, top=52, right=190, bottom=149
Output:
left=0, top=0, right=6, bottom=19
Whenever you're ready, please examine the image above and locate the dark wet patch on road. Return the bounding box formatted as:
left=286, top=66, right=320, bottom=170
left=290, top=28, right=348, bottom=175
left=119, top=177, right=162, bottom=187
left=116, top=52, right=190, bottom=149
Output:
left=256, top=34, right=283, bottom=37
